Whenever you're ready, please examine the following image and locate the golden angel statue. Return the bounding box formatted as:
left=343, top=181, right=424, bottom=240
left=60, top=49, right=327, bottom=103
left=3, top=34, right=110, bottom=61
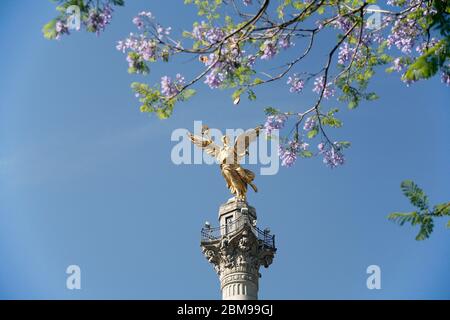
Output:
left=188, top=125, right=261, bottom=201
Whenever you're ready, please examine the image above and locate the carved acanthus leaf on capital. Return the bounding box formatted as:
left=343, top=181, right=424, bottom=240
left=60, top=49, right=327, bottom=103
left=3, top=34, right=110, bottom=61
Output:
left=201, top=225, right=275, bottom=277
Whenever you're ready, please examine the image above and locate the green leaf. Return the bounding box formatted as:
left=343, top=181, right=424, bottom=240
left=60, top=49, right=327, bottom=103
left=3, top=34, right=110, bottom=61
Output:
left=300, top=150, right=313, bottom=158
left=247, top=89, right=257, bottom=101
left=400, top=180, right=429, bottom=210
left=366, top=92, right=379, bottom=101
left=388, top=211, right=420, bottom=226
left=264, top=107, right=279, bottom=115
left=390, top=181, right=449, bottom=240
left=348, top=100, right=359, bottom=109
left=415, top=217, right=434, bottom=241
left=307, top=127, right=318, bottom=139
left=433, top=202, right=450, bottom=217
left=337, top=141, right=351, bottom=149
left=232, top=88, right=244, bottom=101
left=156, top=108, right=172, bottom=119
left=42, top=19, right=57, bottom=40
left=404, top=40, right=447, bottom=81
left=327, top=108, right=339, bottom=116
left=182, top=89, right=196, bottom=100
left=322, top=115, right=342, bottom=128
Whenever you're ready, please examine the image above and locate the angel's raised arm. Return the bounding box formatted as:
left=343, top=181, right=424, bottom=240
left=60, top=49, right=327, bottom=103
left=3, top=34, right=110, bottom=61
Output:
left=234, top=126, right=262, bottom=160
left=187, top=132, right=221, bottom=158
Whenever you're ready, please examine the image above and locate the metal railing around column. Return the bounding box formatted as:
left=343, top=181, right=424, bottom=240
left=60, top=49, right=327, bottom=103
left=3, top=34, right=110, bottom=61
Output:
left=201, top=216, right=275, bottom=250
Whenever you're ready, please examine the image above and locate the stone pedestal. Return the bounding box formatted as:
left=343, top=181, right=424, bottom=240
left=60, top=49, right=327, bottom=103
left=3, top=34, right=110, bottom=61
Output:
left=200, top=199, right=276, bottom=300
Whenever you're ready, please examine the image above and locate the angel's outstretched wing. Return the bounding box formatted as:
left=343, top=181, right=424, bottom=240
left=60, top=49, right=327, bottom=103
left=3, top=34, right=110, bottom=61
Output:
left=187, top=132, right=221, bottom=158
left=233, top=126, right=262, bottom=161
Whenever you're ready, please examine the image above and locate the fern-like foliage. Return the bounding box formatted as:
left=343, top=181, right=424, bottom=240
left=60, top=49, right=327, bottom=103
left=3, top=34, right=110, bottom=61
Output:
left=388, top=180, right=449, bottom=241
left=400, top=180, right=429, bottom=211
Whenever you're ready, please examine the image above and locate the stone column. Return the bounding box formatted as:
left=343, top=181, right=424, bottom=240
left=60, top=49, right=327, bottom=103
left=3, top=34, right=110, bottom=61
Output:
left=201, top=199, right=276, bottom=300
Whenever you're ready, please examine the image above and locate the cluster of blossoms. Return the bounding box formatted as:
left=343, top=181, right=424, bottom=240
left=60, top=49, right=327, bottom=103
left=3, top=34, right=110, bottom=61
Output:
left=382, top=0, right=450, bottom=88
left=202, top=50, right=243, bottom=89
left=363, top=30, right=385, bottom=46
left=55, top=20, right=70, bottom=40
left=117, top=12, right=172, bottom=74
left=134, top=11, right=171, bottom=39
left=260, top=40, right=278, bottom=60
left=132, top=11, right=153, bottom=30
left=263, top=114, right=287, bottom=135
left=303, top=116, right=316, bottom=131
left=258, top=31, right=293, bottom=61
left=330, top=15, right=353, bottom=33
left=51, top=3, right=115, bottom=39
left=192, top=22, right=225, bottom=45
left=117, top=33, right=158, bottom=73
left=85, top=5, right=113, bottom=35
left=190, top=22, right=256, bottom=89
left=385, top=0, right=438, bottom=55
left=160, top=74, right=185, bottom=97
left=279, top=140, right=309, bottom=167
left=204, top=63, right=226, bottom=88
left=338, top=39, right=368, bottom=66
left=313, top=76, right=335, bottom=99
left=415, top=38, right=438, bottom=55
left=337, top=42, right=355, bottom=65
left=279, top=35, right=294, bottom=49
left=386, top=18, right=420, bottom=54
left=318, top=142, right=345, bottom=168
left=155, top=24, right=171, bottom=40
left=287, top=74, right=304, bottom=93
left=392, top=57, right=406, bottom=72
left=202, top=41, right=256, bottom=89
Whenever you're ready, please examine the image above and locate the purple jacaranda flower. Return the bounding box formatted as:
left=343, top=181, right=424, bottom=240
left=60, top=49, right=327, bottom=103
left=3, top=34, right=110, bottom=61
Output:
left=161, top=74, right=185, bottom=97
left=261, top=40, right=277, bottom=60
left=279, top=140, right=309, bottom=167
left=287, top=74, right=304, bottom=93
left=318, top=142, right=345, bottom=168
left=303, top=117, right=316, bottom=131
left=313, top=76, right=335, bottom=99
left=264, top=114, right=288, bottom=135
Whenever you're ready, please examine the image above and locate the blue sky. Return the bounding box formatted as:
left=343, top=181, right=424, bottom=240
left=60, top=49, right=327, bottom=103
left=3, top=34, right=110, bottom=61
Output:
left=0, top=1, right=449, bottom=299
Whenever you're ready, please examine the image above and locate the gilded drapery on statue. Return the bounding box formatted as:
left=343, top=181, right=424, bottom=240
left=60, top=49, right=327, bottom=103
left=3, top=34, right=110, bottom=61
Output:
left=188, top=125, right=261, bottom=201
